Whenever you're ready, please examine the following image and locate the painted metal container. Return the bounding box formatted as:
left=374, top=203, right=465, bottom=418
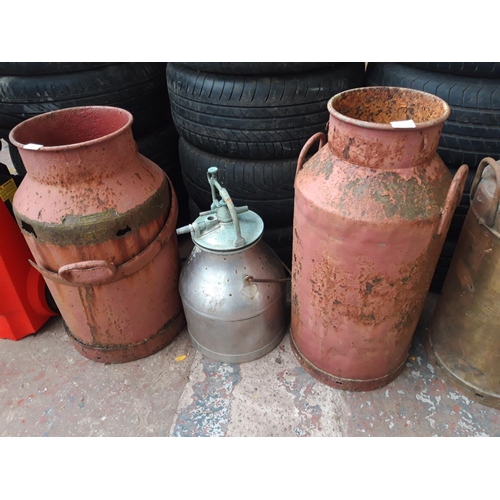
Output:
left=10, top=106, right=185, bottom=363
left=0, top=197, right=57, bottom=340
left=177, top=167, right=287, bottom=363
left=426, top=157, right=500, bottom=409
left=291, top=86, right=468, bottom=391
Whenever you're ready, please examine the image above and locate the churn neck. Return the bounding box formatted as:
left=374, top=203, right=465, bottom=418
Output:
left=326, top=86, right=451, bottom=169
left=9, top=106, right=136, bottom=184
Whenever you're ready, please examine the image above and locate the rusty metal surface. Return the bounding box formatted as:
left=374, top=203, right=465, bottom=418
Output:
left=328, top=86, right=450, bottom=129
left=13, top=178, right=171, bottom=247
left=427, top=158, right=500, bottom=409
left=290, top=334, right=406, bottom=392
left=65, top=311, right=185, bottom=364
left=292, top=86, right=468, bottom=391
left=11, top=106, right=184, bottom=363
left=327, top=87, right=450, bottom=171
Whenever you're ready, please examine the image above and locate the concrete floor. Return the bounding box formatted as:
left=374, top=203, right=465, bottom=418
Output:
left=2, top=141, right=500, bottom=437
left=1, top=291, right=499, bottom=437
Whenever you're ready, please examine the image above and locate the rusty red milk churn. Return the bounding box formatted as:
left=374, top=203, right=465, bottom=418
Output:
left=291, top=86, right=468, bottom=391
left=10, top=106, right=185, bottom=363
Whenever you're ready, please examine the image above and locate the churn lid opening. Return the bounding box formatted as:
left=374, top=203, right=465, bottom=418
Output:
left=10, top=106, right=133, bottom=150
left=327, top=86, right=451, bottom=129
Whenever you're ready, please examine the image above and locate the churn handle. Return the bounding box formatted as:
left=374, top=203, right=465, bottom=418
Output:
left=296, top=132, right=327, bottom=176
left=58, top=260, right=117, bottom=285
left=207, top=167, right=246, bottom=248
left=471, top=157, right=500, bottom=200
left=470, top=157, right=500, bottom=228
left=437, top=164, right=469, bottom=236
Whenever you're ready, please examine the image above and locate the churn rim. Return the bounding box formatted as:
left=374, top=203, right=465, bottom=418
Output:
left=9, top=105, right=134, bottom=152
left=327, top=86, right=451, bottom=130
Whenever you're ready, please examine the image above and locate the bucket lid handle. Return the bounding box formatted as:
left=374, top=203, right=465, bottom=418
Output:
left=207, top=167, right=245, bottom=248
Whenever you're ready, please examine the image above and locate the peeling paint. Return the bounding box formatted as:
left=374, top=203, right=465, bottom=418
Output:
left=277, top=368, right=326, bottom=437
left=172, top=359, right=241, bottom=437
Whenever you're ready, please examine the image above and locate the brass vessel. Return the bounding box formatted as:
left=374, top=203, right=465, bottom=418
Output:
left=427, top=157, right=500, bottom=409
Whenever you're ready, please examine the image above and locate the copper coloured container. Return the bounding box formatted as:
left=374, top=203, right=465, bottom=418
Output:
left=10, top=106, right=185, bottom=363
left=427, top=157, right=500, bottom=409
left=291, top=87, right=468, bottom=391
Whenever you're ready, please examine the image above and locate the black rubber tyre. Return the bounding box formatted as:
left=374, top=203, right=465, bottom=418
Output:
left=188, top=196, right=201, bottom=219
left=136, top=121, right=181, bottom=184
left=172, top=177, right=191, bottom=229
left=0, top=62, right=112, bottom=76
left=366, top=62, right=500, bottom=170
left=179, top=138, right=296, bottom=227
left=179, top=62, right=336, bottom=75
left=403, top=62, right=500, bottom=79
left=430, top=240, right=458, bottom=293
left=0, top=63, right=170, bottom=137
left=3, top=136, right=25, bottom=176
left=261, top=225, right=293, bottom=269
left=447, top=215, right=467, bottom=241
left=167, top=62, right=366, bottom=159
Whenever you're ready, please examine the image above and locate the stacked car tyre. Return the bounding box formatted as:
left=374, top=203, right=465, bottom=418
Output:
left=366, top=62, right=500, bottom=292
left=0, top=62, right=189, bottom=225
left=167, top=62, right=366, bottom=266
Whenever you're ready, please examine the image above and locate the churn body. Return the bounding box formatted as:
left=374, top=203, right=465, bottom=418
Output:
left=180, top=240, right=287, bottom=363
left=427, top=158, right=500, bottom=409
left=10, top=106, right=185, bottom=363
left=291, top=87, right=468, bottom=391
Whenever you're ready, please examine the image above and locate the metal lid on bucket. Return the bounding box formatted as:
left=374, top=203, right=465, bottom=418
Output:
left=176, top=167, right=263, bottom=252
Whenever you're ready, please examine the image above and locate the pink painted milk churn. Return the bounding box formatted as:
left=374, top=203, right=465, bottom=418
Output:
left=10, top=106, right=185, bottom=363
left=291, top=86, right=468, bottom=390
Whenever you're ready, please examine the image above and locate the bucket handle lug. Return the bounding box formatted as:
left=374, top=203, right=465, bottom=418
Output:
left=437, top=164, right=469, bottom=236
left=58, top=260, right=117, bottom=285
left=470, top=157, right=500, bottom=228
left=296, top=132, right=327, bottom=177
left=244, top=257, right=292, bottom=284
left=207, top=167, right=246, bottom=248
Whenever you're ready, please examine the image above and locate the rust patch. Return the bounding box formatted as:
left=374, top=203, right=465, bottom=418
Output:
left=342, top=137, right=354, bottom=160
left=64, top=312, right=186, bottom=364
left=14, top=177, right=170, bottom=246
left=338, top=167, right=449, bottom=220
left=302, top=235, right=436, bottom=353
left=291, top=334, right=407, bottom=392
left=330, top=87, right=448, bottom=125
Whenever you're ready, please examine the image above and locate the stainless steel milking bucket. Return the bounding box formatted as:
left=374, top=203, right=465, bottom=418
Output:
left=177, top=167, right=288, bottom=363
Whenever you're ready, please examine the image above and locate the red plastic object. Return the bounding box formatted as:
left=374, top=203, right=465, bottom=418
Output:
left=0, top=198, right=56, bottom=340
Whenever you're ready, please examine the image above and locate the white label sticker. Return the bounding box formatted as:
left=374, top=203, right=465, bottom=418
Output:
left=390, top=119, right=416, bottom=129
left=23, top=143, right=44, bottom=150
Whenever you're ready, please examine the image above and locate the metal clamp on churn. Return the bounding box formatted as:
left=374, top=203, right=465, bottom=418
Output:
left=176, top=167, right=288, bottom=363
